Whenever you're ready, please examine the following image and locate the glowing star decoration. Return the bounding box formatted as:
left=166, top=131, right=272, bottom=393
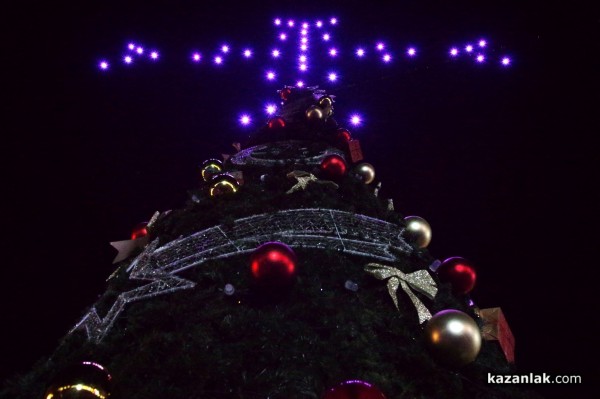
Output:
left=329, top=48, right=338, bottom=57
left=271, top=49, right=281, bottom=58
left=123, top=55, right=133, bottom=64
left=239, top=114, right=251, bottom=126
left=376, top=42, right=385, bottom=51
left=221, top=45, right=229, bottom=53
left=356, top=48, right=365, bottom=57
left=350, top=114, right=362, bottom=126
left=243, top=49, right=252, bottom=58
left=279, top=33, right=287, bottom=41
left=192, top=52, right=201, bottom=62
left=296, top=80, right=304, bottom=87
left=150, top=51, right=159, bottom=60
left=99, top=61, right=109, bottom=70
left=479, top=39, right=487, bottom=47
left=382, top=53, right=392, bottom=63
left=274, top=18, right=281, bottom=26
left=328, top=72, right=338, bottom=82
left=316, top=20, right=323, bottom=28
left=465, top=44, right=474, bottom=53
left=501, top=57, right=511, bottom=66
left=449, top=47, right=459, bottom=57
left=323, top=33, right=330, bottom=41
left=265, top=104, right=277, bottom=115
left=476, top=54, right=485, bottom=63
left=330, top=17, right=338, bottom=25
left=407, top=47, right=416, bottom=57
left=136, top=46, right=143, bottom=55
left=266, top=71, right=276, bottom=80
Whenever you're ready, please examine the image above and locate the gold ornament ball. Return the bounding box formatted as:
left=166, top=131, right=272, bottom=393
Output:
left=355, top=162, right=376, bottom=184
left=403, top=216, right=432, bottom=248
left=318, top=96, right=333, bottom=108
left=305, top=105, right=324, bottom=121
left=424, top=309, right=482, bottom=367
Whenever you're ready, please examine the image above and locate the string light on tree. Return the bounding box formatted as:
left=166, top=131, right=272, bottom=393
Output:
left=296, top=80, right=304, bottom=87
left=274, top=18, right=281, bottom=26
left=356, top=48, right=365, bottom=57
left=328, top=72, right=338, bottom=82
left=501, top=56, right=511, bottom=66
left=127, top=43, right=135, bottom=50
left=476, top=54, right=485, bottom=63
left=350, top=114, right=362, bottom=126
left=214, top=55, right=223, bottom=65
left=376, top=42, right=385, bottom=51
left=265, top=104, right=277, bottom=115
left=328, top=48, right=338, bottom=57
left=407, top=47, right=417, bottom=57
left=330, top=17, right=338, bottom=25
left=322, top=33, right=331, bottom=41
left=239, top=114, right=252, bottom=126
left=315, top=20, right=323, bottom=28
left=192, top=52, right=201, bottom=62
left=279, top=33, right=287, bottom=41
left=478, top=39, right=487, bottom=47
left=449, top=47, right=459, bottom=57
left=465, top=44, right=474, bottom=53
left=136, top=46, right=144, bottom=55
left=382, top=53, right=392, bottom=63
left=99, top=60, right=109, bottom=70
left=221, top=44, right=230, bottom=53
left=243, top=49, right=252, bottom=58
left=266, top=70, right=276, bottom=81
left=123, top=55, right=133, bottom=64
left=287, top=19, right=294, bottom=27
left=271, top=49, right=281, bottom=58
left=150, top=51, right=159, bottom=60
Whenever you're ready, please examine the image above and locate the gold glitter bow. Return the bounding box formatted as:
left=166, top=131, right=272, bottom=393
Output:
left=365, top=263, right=438, bottom=324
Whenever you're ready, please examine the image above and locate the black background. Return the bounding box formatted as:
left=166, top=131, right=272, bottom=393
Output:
left=3, top=1, right=596, bottom=397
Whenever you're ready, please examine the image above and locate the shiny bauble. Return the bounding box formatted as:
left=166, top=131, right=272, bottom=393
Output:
left=44, top=361, right=112, bottom=399
left=305, top=105, right=324, bottom=122
left=320, top=154, right=347, bottom=179
left=267, top=117, right=286, bottom=129
left=336, top=128, right=352, bottom=142
left=402, top=216, right=432, bottom=248
left=424, top=309, right=482, bottom=367
left=437, top=257, right=477, bottom=295
left=250, top=242, right=297, bottom=288
left=209, top=173, right=240, bottom=197
left=318, top=96, right=333, bottom=108
left=131, top=222, right=149, bottom=240
left=280, top=87, right=292, bottom=101
left=200, top=158, right=223, bottom=182
left=323, top=380, right=387, bottom=399
left=354, top=162, right=375, bottom=184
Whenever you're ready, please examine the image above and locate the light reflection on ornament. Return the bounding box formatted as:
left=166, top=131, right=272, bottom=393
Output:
left=465, top=44, right=474, bottom=53
left=449, top=47, right=459, bottom=56
left=407, top=47, right=416, bottom=56
left=323, top=33, right=330, bottom=41
left=448, top=320, right=465, bottom=334
left=99, top=61, right=109, bottom=70
left=265, top=104, right=277, bottom=115
left=476, top=54, right=485, bottom=63
left=501, top=57, right=511, bottom=66
left=356, top=48, right=365, bottom=57
left=123, top=55, right=133, bottom=64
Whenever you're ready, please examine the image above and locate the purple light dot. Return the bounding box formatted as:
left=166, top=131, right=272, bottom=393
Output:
left=328, top=72, right=338, bottom=82
left=240, top=114, right=251, bottom=125
left=299, top=55, right=307, bottom=62
left=150, top=51, right=159, bottom=60
left=214, top=56, right=223, bottom=64
left=356, top=48, right=365, bottom=57
left=266, top=71, right=276, bottom=80
left=243, top=49, right=252, bottom=58
left=192, top=52, right=201, bottom=62
left=329, top=48, right=338, bottom=57
left=221, top=45, right=229, bottom=53
left=279, top=33, right=287, bottom=41
left=330, top=17, right=338, bottom=25
left=299, top=63, right=307, bottom=71
left=465, top=44, right=474, bottom=53
left=99, top=61, right=109, bottom=70
left=449, top=47, right=459, bottom=56
left=271, top=49, right=281, bottom=58
left=296, top=80, right=304, bottom=87
left=382, top=53, right=392, bottom=63
left=127, top=43, right=135, bottom=50
left=274, top=18, right=281, bottom=26
left=407, top=47, right=416, bottom=56
left=316, top=20, right=323, bottom=28
left=476, top=54, right=485, bottom=63
left=376, top=42, right=385, bottom=51
left=300, top=44, right=308, bottom=51
left=323, top=33, right=330, bottom=41
left=265, top=104, right=277, bottom=115
left=288, top=20, right=294, bottom=27
left=301, top=37, right=308, bottom=44
left=479, top=39, right=487, bottom=48
left=301, top=29, right=308, bottom=36
left=124, top=55, right=133, bottom=64
left=136, top=47, right=144, bottom=55
left=501, top=56, right=511, bottom=66
left=350, top=114, right=362, bottom=126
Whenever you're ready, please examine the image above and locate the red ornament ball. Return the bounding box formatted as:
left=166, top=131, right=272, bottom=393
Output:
left=131, top=222, right=149, bottom=240
left=437, top=257, right=477, bottom=295
left=336, top=128, right=352, bottom=142
left=280, top=87, right=292, bottom=101
left=320, top=154, right=347, bottom=179
left=268, top=117, right=286, bottom=129
left=250, top=242, right=297, bottom=288
left=323, top=380, right=387, bottom=399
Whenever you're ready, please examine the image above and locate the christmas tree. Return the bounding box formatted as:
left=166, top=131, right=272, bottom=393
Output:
left=2, top=12, right=551, bottom=399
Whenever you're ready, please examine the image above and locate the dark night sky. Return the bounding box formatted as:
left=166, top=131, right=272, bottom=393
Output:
left=3, top=0, right=596, bottom=396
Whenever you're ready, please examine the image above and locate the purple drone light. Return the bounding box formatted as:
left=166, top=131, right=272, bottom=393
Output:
left=150, top=51, right=159, bottom=60
left=214, top=55, right=223, bottom=64
left=382, top=53, right=392, bottom=63
left=266, top=70, right=276, bottom=80
left=330, top=17, right=338, bottom=25
left=274, top=18, right=281, bottom=26
left=322, top=33, right=330, bottom=41
left=279, top=33, right=287, bottom=41
left=265, top=103, right=277, bottom=115
left=329, top=48, right=338, bottom=57
left=407, top=47, right=416, bottom=57
left=476, top=54, right=485, bottom=63
left=123, top=55, right=133, bottom=64
left=239, top=114, right=251, bottom=126
left=192, top=52, right=201, bottom=62
left=316, top=20, right=323, bottom=28
left=327, top=72, right=338, bottom=82
left=478, top=39, right=487, bottom=48
left=136, top=47, right=144, bottom=55
left=356, top=48, right=365, bottom=57
left=243, top=49, right=252, bottom=58
left=501, top=56, right=511, bottom=66
left=296, top=80, right=304, bottom=87
left=271, top=49, right=281, bottom=58
left=350, top=114, right=362, bottom=126
left=376, top=42, right=385, bottom=51
left=99, top=60, right=109, bottom=70
left=465, top=44, right=474, bottom=53
left=449, top=47, right=459, bottom=56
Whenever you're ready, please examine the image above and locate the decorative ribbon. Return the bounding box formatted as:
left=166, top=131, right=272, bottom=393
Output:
left=365, top=263, right=438, bottom=324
